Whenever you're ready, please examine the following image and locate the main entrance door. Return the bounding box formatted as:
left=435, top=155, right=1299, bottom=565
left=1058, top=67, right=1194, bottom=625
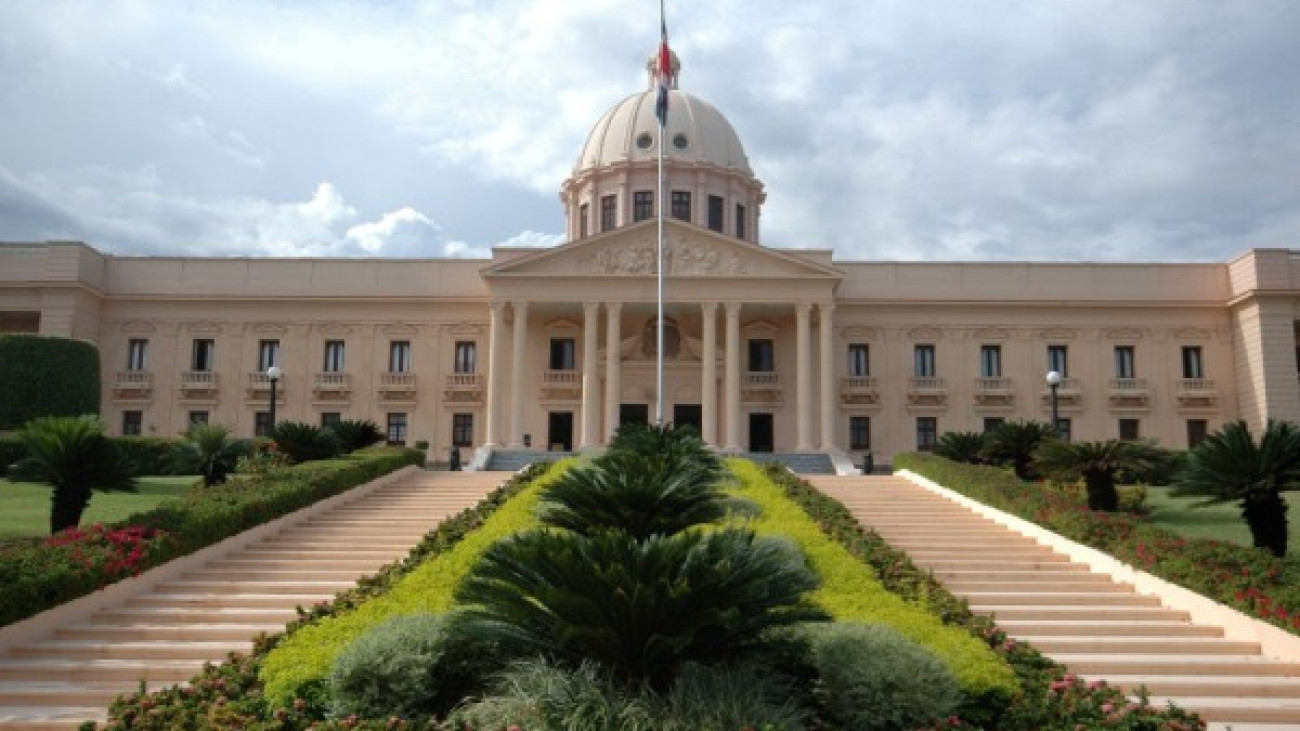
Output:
left=673, top=404, right=702, bottom=435
left=748, top=413, right=774, bottom=453
left=548, top=412, right=574, bottom=451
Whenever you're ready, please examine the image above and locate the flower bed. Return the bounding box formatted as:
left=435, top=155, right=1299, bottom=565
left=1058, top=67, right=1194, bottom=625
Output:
left=895, top=452, right=1300, bottom=635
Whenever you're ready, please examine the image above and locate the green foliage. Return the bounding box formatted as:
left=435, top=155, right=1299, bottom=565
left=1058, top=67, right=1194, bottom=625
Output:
left=327, top=419, right=384, bottom=454
left=982, top=420, right=1054, bottom=480
left=805, top=622, right=961, bottom=730
left=8, top=415, right=136, bottom=533
left=0, top=335, right=100, bottom=430
left=167, top=423, right=249, bottom=486
left=273, top=421, right=342, bottom=463
left=1034, top=438, right=1167, bottom=512
left=1172, top=419, right=1300, bottom=557
left=934, top=431, right=987, bottom=464
left=110, top=437, right=185, bottom=476
left=0, top=436, right=27, bottom=470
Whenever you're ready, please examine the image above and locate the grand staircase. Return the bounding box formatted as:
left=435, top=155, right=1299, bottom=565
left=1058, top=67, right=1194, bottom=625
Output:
left=0, top=470, right=506, bottom=730
left=482, top=449, right=574, bottom=472
left=810, top=475, right=1300, bottom=731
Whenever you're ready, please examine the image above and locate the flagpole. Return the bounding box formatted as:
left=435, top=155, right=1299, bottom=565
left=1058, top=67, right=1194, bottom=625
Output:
left=655, top=0, right=667, bottom=426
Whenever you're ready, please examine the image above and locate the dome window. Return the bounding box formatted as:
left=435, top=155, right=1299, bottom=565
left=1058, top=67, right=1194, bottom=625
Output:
left=636, top=132, right=654, bottom=150
left=673, top=133, right=689, bottom=150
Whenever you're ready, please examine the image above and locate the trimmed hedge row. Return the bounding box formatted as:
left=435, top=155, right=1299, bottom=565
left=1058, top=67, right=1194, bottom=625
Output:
left=0, top=446, right=424, bottom=627
left=0, top=335, right=101, bottom=430
left=895, top=452, right=1300, bottom=636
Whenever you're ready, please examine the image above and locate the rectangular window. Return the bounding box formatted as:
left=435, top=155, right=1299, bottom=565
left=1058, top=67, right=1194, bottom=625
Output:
left=1047, top=345, right=1068, bottom=377
left=671, top=190, right=691, bottom=221
left=1182, top=346, right=1204, bottom=379
left=600, top=194, right=617, bottom=232
left=983, top=417, right=1005, bottom=433
left=849, top=416, right=871, bottom=450
left=633, top=191, right=654, bottom=222
left=191, top=339, right=215, bottom=372
left=121, top=410, right=143, bottom=436
left=1056, top=418, right=1073, bottom=442
left=980, top=345, right=1002, bottom=378
left=707, top=195, right=724, bottom=232
left=1119, top=418, right=1140, bottom=441
left=735, top=203, right=746, bottom=240
left=323, top=340, right=346, bottom=372
left=452, top=413, right=474, bottom=447
left=550, top=338, right=577, bottom=370
left=389, top=340, right=412, bottom=373
left=1114, top=346, right=1136, bottom=379
left=913, top=345, right=936, bottom=377
left=254, top=411, right=272, bottom=438
left=1187, top=419, right=1208, bottom=448
left=386, top=413, right=408, bottom=445
left=747, top=339, right=775, bottom=372
left=126, top=339, right=148, bottom=371
left=188, top=410, right=209, bottom=425
left=321, top=412, right=342, bottom=428
left=454, top=341, right=477, bottom=374
left=847, top=344, right=870, bottom=377
left=916, top=417, right=938, bottom=451
left=257, top=339, right=280, bottom=371
left=579, top=203, right=589, bottom=238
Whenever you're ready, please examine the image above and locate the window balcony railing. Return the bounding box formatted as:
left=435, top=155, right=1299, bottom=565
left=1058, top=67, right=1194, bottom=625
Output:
left=379, top=372, right=417, bottom=393
left=113, top=370, right=153, bottom=397
left=974, top=376, right=1013, bottom=393
left=908, top=376, right=946, bottom=392
left=743, top=372, right=781, bottom=389
left=445, top=372, right=482, bottom=390
left=313, top=372, right=351, bottom=392
left=245, top=371, right=285, bottom=400
left=1108, top=377, right=1150, bottom=408
left=1176, top=378, right=1217, bottom=408
left=542, top=369, right=582, bottom=388
left=840, top=375, right=879, bottom=405
left=180, top=371, right=219, bottom=390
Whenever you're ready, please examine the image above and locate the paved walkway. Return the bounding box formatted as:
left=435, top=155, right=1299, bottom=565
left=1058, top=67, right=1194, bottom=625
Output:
left=0, top=470, right=508, bottom=730
left=810, top=475, right=1300, bottom=731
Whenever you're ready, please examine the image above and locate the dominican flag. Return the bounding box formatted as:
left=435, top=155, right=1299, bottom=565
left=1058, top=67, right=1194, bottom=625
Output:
left=655, top=15, right=671, bottom=127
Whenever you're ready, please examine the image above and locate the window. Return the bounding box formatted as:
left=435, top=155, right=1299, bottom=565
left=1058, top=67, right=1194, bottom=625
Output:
left=323, top=340, right=346, bottom=372
left=257, top=339, right=279, bottom=371
left=913, top=345, right=936, bottom=377
left=452, top=413, right=474, bottom=447
left=1187, top=419, right=1208, bottom=448
left=847, top=344, right=870, bottom=377
left=122, top=410, right=142, bottom=436
left=671, top=191, right=691, bottom=221
left=849, top=416, right=871, bottom=450
left=747, top=339, right=775, bottom=372
left=386, top=413, right=408, bottom=445
left=454, top=341, right=477, bottom=374
left=916, top=417, right=938, bottom=451
left=600, top=194, right=617, bottom=232
left=980, top=345, right=1002, bottom=378
left=1119, top=418, right=1140, bottom=441
left=983, top=417, right=1005, bottom=433
left=633, top=191, right=654, bottom=222
left=735, top=203, right=746, bottom=240
left=578, top=203, right=589, bottom=238
left=321, top=412, right=342, bottom=428
left=707, top=195, right=724, bottom=232
left=1114, top=346, right=1136, bottom=379
left=1055, top=418, right=1073, bottom=442
left=1182, top=346, right=1204, bottom=379
left=1047, top=345, right=1068, bottom=377
left=550, top=338, right=577, bottom=370
left=254, top=411, right=272, bottom=438
left=126, top=339, right=148, bottom=371
left=389, top=340, right=412, bottom=373
left=188, top=411, right=209, bottom=425
left=191, top=339, right=215, bottom=372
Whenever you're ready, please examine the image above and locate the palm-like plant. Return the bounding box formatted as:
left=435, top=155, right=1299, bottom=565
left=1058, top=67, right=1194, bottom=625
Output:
left=982, top=420, right=1055, bottom=480
left=933, top=431, right=987, bottom=465
left=1171, top=420, right=1300, bottom=557
left=8, top=415, right=136, bottom=534
left=272, top=421, right=342, bottom=463
left=327, top=419, right=384, bottom=454
left=1033, top=438, right=1167, bottom=512
left=168, top=423, right=248, bottom=486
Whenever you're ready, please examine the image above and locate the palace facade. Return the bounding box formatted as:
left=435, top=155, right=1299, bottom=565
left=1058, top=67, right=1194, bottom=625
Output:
left=2, top=53, right=1298, bottom=465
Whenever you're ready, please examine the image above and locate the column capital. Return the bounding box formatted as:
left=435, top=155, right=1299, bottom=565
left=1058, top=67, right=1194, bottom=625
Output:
left=795, top=301, right=813, bottom=316
left=700, top=300, right=720, bottom=313
left=583, top=301, right=601, bottom=316
left=605, top=301, right=623, bottom=315
left=490, top=300, right=508, bottom=315
left=819, top=301, right=835, bottom=313
left=725, top=301, right=742, bottom=317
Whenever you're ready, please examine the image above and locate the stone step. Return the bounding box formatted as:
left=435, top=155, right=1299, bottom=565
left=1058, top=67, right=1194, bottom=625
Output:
left=964, top=592, right=1162, bottom=606
left=996, top=620, right=1221, bottom=637
left=1052, top=654, right=1300, bottom=677
left=922, top=558, right=1083, bottom=570
left=933, top=570, right=1111, bottom=581
left=156, top=580, right=355, bottom=594
left=0, top=659, right=199, bottom=682
left=0, top=681, right=139, bottom=708
left=974, top=606, right=1192, bottom=621
left=205, top=558, right=384, bottom=570
left=92, top=607, right=298, bottom=625
left=941, top=579, right=1134, bottom=593
left=182, top=569, right=372, bottom=582
left=10, top=640, right=251, bottom=661
left=1102, top=675, right=1300, bottom=698
left=0, top=706, right=111, bottom=730
left=57, top=623, right=284, bottom=642
left=1145, top=697, right=1300, bottom=724
left=1021, top=636, right=1261, bottom=655
left=127, top=592, right=334, bottom=609
left=236, top=549, right=406, bottom=560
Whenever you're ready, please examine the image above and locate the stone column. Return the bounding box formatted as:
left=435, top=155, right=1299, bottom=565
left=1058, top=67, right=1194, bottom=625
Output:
left=819, top=302, right=836, bottom=451
left=508, top=301, right=528, bottom=447
left=700, top=301, right=718, bottom=446
left=604, top=303, right=622, bottom=441
left=484, top=301, right=506, bottom=446
left=580, top=302, right=601, bottom=448
left=724, top=302, right=742, bottom=451
left=796, top=302, right=812, bottom=451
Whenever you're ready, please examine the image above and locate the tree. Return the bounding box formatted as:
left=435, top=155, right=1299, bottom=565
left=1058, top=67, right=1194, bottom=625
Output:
left=1171, top=420, right=1300, bottom=558
left=933, top=431, right=987, bottom=465
left=168, top=423, right=248, bottom=487
left=8, top=415, right=137, bottom=534
left=1034, top=438, right=1167, bottom=512
left=982, top=420, right=1055, bottom=480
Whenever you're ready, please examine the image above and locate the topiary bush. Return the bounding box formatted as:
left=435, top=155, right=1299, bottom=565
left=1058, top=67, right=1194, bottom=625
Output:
left=805, top=621, right=961, bottom=731
left=0, top=335, right=100, bottom=430
left=273, top=421, right=342, bottom=463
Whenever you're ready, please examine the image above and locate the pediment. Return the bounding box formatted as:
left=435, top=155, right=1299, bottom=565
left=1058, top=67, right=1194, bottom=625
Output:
left=483, top=222, right=841, bottom=281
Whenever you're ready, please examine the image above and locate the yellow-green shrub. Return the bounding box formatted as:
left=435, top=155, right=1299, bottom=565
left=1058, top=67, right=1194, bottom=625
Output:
left=727, top=459, right=1018, bottom=705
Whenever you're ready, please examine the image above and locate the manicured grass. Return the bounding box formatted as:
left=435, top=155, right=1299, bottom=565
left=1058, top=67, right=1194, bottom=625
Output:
left=0, top=476, right=196, bottom=540
left=1146, top=486, right=1300, bottom=557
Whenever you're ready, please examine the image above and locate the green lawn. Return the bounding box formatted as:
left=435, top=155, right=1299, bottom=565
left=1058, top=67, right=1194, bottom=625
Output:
left=0, top=476, right=195, bottom=540
left=1145, top=486, right=1300, bottom=557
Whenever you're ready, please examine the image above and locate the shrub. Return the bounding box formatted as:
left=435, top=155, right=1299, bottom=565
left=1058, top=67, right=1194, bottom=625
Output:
left=8, top=414, right=137, bottom=533
left=934, top=431, right=987, bottom=464
left=0, top=436, right=26, bottom=470
left=806, top=622, right=961, bottom=730
left=328, top=419, right=384, bottom=454
left=0, top=335, right=100, bottom=430
left=110, top=437, right=185, bottom=476
left=273, top=421, right=342, bottom=463
left=166, top=423, right=249, bottom=486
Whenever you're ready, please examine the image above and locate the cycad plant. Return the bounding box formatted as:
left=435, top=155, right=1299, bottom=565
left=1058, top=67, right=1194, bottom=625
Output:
left=982, top=420, right=1055, bottom=480
left=1033, top=438, right=1166, bottom=512
left=1171, top=420, right=1300, bottom=557
left=168, top=422, right=248, bottom=486
left=8, top=415, right=136, bottom=533
left=933, top=431, right=987, bottom=465
left=327, top=419, right=384, bottom=454
left=272, top=421, right=342, bottom=463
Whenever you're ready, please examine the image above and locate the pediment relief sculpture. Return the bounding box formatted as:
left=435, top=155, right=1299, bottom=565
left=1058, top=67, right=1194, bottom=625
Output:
left=610, top=317, right=704, bottom=362
left=574, top=234, right=752, bottom=276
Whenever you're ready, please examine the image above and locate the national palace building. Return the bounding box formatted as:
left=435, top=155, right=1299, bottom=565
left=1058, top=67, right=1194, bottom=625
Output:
left=2, top=51, right=1298, bottom=467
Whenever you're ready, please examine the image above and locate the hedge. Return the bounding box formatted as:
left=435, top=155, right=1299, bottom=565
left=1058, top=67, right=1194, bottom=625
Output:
left=0, top=446, right=424, bottom=627
left=1, top=436, right=191, bottom=476
left=0, top=335, right=100, bottom=430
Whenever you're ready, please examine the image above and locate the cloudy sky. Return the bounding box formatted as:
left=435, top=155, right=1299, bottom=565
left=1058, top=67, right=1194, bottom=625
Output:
left=1, top=0, right=1297, bottom=262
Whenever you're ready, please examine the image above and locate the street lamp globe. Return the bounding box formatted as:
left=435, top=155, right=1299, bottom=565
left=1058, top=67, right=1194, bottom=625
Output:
left=266, top=365, right=281, bottom=381
left=1045, top=370, right=1062, bottom=387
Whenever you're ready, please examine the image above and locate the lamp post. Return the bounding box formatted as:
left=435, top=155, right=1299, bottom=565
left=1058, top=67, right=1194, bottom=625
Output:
left=266, top=365, right=281, bottom=435
left=1045, top=370, right=1062, bottom=438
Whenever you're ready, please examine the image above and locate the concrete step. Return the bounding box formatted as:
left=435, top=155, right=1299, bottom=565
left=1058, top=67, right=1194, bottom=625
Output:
left=205, top=558, right=384, bottom=570
left=974, top=606, right=1192, bottom=621
left=942, top=579, right=1135, bottom=593
left=127, top=592, right=335, bottom=609
left=1018, top=636, right=1261, bottom=655
left=182, top=569, right=372, bottom=581
left=91, top=606, right=299, bottom=625
left=1052, top=654, right=1300, bottom=677
left=1145, top=697, right=1300, bottom=724
left=236, top=548, right=406, bottom=560
left=57, top=623, right=284, bottom=641
left=10, top=640, right=252, bottom=661
left=156, top=580, right=355, bottom=594
left=0, top=706, right=111, bottom=729
left=996, top=620, right=1221, bottom=637
left=0, top=681, right=140, bottom=708
left=1103, top=675, right=1300, bottom=698
left=0, top=659, right=199, bottom=682
left=964, top=592, right=1162, bottom=606
left=933, top=570, right=1112, bottom=581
